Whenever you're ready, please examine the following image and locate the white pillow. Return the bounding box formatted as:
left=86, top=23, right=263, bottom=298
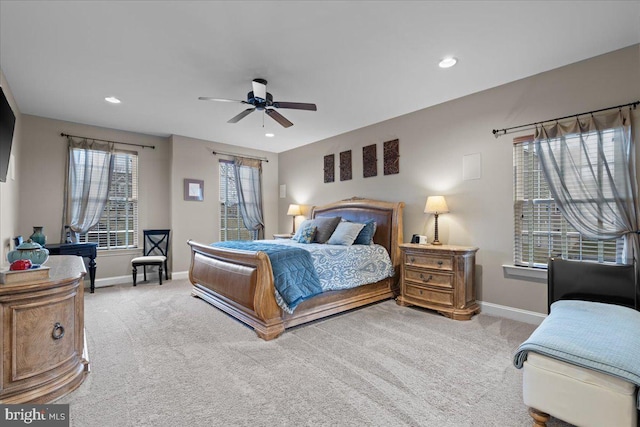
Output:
left=326, top=221, right=365, bottom=246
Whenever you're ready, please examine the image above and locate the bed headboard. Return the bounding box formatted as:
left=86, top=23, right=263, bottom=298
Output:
left=310, top=197, right=404, bottom=269
left=548, top=257, right=638, bottom=313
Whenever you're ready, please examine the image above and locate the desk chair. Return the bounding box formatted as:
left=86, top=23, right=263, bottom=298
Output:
left=132, top=229, right=170, bottom=286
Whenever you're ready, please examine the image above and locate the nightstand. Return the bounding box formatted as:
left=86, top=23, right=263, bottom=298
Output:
left=397, top=243, right=479, bottom=320
left=273, top=233, right=293, bottom=240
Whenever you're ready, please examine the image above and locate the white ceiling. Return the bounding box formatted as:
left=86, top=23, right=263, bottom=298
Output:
left=1, top=1, right=639, bottom=153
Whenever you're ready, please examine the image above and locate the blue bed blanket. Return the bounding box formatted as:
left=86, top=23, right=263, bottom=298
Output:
left=211, top=241, right=322, bottom=312
left=513, top=300, right=640, bottom=408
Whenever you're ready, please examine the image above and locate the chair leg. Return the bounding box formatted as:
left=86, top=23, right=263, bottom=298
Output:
left=143, top=265, right=147, bottom=282
left=132, top=265, right=137, bottom=286
left=158, top=265, right=163, bottom=285
left=164, top=260, right=169, bottom=280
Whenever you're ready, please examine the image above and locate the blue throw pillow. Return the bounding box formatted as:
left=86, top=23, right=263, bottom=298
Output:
left=292, top=219, right=312, bottom=241
left=354, top=219, right=376, bottom=245
left=296, top=225, right=317, bottom=244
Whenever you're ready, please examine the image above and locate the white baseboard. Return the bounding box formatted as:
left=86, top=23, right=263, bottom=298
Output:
left=171, top=271, right=189, bottom=280
left=88, top=271, right=190, bottom=289
left=478, top=301, right=547, bottom=325
left=91, top=275, right=132, bottom=288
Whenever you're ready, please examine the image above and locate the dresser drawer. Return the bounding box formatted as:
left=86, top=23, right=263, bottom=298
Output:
left=404, top=284, right=453, bottom=307
left=404, top=268, right=453, bottom=289
left=404, top=253, right=452, bottom=271
left=9, top=294, right=78, bottom=382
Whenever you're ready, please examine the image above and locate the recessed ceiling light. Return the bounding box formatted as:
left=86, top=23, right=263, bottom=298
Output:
left=105, top=96, right=121, bottom=104
left=265, top=133, right=275, bottom=138
left=438, top=57, right=457, bottom=69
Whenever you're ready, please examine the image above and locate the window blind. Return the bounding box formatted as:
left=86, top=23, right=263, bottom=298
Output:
left=513, top=136, right=622, bottom=267
left=81, top=151, right=138, bottom=249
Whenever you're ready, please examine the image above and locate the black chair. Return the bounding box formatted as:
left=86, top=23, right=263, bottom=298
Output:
left=132, top=229, right=170, bottom=286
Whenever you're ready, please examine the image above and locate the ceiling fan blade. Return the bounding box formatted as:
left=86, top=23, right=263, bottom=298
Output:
left=199, top=97, right=248, bottom=103
left=228, top=108, right=255, bottom=123
left=273, top=101, right=317, bottom=111
left=265, top=109, right=293, bottom=128
left=252, top=79, right=267, bottom=100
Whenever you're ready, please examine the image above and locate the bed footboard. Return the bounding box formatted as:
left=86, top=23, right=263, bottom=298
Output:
left=188, top=240, right=285, bottom=340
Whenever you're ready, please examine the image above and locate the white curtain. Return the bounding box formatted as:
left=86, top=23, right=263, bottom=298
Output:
left=61, top=137, right=113, bottom=242
left=534, top=109, right=638, bottom=263
left=233, top=157, right=264, bottom=239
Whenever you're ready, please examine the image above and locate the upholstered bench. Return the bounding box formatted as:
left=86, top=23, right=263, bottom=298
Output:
left=515, top=258, right=640, bottom=427
left=523, top=352, right=636, bottom=426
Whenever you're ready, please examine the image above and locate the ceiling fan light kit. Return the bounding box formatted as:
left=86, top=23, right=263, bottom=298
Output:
left=199, top=78, right=317, bottom=128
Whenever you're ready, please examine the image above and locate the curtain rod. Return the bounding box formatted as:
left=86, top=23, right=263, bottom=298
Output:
left=492, top=100, right=639, bottom=138
left=212, top=150, right=269, bottom=163
left=60, top=132, right=156, bottom=149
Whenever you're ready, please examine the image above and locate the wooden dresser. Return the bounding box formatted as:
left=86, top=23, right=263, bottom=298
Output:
left=397, top=243, right=479, bottom=320
left=0, top=256, right=89, bottom=403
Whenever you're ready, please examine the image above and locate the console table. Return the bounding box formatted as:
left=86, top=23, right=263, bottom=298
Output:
left=46, top=242, right=98, bottom=293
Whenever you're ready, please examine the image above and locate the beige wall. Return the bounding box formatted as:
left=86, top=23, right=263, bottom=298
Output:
left=0, top=69, right=22, bottom=268
left=169, top=135, right=279, bottom=273
left=10, top=115, right=280, bottom=281
left=278, top=44, right=640, bottom=314
left=17, top=115, right=171, bottom=279
left=4, top=45, right=639, bottom=313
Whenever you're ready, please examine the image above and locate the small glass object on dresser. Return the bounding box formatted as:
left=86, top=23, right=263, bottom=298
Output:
left=29, top=226, right=46, bottom=246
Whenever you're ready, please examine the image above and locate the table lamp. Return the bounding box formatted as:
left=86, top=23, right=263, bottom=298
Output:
left=287, top=204, right=302, bottom=234
left=424, top=196, right=449, bottom=245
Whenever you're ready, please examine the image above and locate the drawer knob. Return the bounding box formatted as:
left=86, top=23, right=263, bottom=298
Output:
left=52, top=322, right=65, bottom=340
left=437, top=261, right=443, bottom=267
left=409, top=257, right=415, bottom=263
left=420, top=274, right=433, bottom=282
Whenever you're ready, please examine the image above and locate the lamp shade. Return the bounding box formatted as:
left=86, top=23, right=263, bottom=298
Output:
left=287, top=204, right=302, bottom=216
left=424, top=196, right=449, bottom=214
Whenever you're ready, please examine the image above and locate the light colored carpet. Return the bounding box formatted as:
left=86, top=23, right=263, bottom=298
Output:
left=59, top=279, right=571, bottom=426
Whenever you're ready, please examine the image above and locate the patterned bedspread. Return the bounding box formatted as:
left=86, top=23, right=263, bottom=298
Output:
left=261, top=239, right=395, bottom=311
left=212, top=239, right=395, bottom=314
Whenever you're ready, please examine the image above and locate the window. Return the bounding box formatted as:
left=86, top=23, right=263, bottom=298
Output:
left=80, top=151, right=138, bottom=249
left=513, top=135, right=623, bottom=268
left=219, top=160, right=256, bottom=241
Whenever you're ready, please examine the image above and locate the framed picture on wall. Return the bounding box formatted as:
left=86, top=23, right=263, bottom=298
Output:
left=184, top=178, right=204, bottom=201
left=324, top=154, right=335, bottom=183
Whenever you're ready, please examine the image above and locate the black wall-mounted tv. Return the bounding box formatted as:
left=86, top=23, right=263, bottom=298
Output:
left=0, top=87, right=16, bottom=183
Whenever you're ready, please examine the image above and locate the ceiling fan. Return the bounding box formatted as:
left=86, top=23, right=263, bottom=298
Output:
left=198, top=78, right=317, bottom=128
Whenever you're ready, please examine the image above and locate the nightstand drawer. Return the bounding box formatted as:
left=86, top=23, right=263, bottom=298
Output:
left=405, top=284, right=453, bottom=307
left=404, top=268, right=453, bottom=289
left=404, top=253, right=452, bottom=271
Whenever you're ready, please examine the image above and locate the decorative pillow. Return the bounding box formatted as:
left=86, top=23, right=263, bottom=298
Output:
left=310, top=216, right=342, bottom=243
left=295, top=225, right=317, bottom=244
left=327, top=221, right=365, bottom=246
left=292, top=219, right=312, bottom=241
left=354, top=219, right=377, bottom=245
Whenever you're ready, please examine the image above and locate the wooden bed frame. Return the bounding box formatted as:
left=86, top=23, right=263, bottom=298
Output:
left=188, top=197, right=404, bottom=340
